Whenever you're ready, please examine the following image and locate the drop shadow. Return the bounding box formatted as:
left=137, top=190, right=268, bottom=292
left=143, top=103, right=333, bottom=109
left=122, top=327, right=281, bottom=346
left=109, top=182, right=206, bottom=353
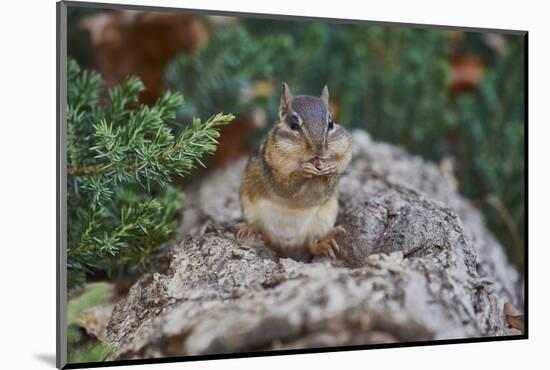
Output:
left=34, top=353, right=56, bottom=367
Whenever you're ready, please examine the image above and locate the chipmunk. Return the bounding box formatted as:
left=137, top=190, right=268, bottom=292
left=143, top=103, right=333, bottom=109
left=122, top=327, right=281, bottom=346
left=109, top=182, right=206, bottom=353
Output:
left=237, top=82, right=352, bottom=258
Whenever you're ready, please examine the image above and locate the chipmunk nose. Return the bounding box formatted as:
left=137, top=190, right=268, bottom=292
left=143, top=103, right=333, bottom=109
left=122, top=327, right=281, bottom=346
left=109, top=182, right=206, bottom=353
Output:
left=314, top=143, right=325, bottom=155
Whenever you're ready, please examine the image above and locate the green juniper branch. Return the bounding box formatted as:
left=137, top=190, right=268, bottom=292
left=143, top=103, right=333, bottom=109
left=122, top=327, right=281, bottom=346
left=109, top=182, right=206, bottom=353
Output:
left=67, top=59, right=234, bottom=288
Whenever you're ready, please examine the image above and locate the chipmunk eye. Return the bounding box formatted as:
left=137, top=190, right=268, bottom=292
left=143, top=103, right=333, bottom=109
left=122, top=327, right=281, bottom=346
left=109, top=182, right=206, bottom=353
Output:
left=328, top=118, right=334, bottom=130
left=289, top=115, right=300, bottom=130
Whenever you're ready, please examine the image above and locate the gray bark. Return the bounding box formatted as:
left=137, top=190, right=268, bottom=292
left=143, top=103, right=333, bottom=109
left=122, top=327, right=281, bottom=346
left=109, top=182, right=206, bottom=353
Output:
left=103, top=130, right=523, bottom=360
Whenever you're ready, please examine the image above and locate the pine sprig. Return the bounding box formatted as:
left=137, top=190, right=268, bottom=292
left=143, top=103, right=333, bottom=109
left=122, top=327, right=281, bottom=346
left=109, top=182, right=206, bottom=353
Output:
left=66, top=59, right=234, bottom=288
left=70, top=110, right=233, bottom=188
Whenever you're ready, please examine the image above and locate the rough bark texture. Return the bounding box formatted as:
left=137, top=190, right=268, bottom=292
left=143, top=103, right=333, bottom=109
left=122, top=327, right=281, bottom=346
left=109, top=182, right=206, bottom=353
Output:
left=104, top=130, right=523, bottom=360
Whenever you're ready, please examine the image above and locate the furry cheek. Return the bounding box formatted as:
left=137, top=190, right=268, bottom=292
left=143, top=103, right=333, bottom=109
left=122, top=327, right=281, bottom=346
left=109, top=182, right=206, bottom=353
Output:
left=327, top=136, right=351, bottom=158
left=271, top=140, right=303, bottom=175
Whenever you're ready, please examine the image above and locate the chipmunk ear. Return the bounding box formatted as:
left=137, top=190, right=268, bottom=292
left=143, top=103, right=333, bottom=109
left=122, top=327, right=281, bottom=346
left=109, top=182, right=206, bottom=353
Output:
left=320, top=85, right=329, bottom=106
left=279, top=82, right=294, bottom=121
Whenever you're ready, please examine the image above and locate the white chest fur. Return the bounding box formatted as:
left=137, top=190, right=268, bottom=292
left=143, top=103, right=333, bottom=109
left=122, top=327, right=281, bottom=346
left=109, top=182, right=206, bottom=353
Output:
left=252, top=200, right=319, bottom=247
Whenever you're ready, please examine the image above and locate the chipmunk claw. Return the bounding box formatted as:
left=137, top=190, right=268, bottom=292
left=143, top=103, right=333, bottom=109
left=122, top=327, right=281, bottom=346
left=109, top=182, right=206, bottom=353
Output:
left=332, top=225, right=347, bottom=236
left=236, top=224, right=257, bottom=239
left=236, top=224, right=270, bottom=243
left=331, top=238, right=340, bottom=252
left=309, top=239, right=337, bottom=258
left=319, top=163, right=337, bottom=175
left=309, top=225, right=346, bottom=259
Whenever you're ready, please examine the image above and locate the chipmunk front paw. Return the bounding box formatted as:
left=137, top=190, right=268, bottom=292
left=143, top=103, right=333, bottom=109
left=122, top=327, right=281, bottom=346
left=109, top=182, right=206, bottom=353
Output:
left=318, top=162, right=337, bottom=175
left=301, top=162, right=321, bottom=178
left=301, top=159, right=337, bottom=178
left=308, top=225, right=346, bottom=258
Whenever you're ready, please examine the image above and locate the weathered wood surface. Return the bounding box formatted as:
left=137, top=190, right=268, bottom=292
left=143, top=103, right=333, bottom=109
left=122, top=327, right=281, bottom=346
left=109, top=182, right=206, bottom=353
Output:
left=104, top=130, right=523, bottom=359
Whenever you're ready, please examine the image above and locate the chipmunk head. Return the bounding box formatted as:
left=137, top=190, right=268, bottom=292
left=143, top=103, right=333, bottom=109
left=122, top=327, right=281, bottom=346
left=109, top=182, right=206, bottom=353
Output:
left=275, top=82, right=350, bottom=162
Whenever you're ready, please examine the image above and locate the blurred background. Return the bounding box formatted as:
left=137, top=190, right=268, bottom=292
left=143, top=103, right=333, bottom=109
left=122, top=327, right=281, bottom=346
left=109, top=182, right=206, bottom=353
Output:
left=67, top=8, right=525, bottom=275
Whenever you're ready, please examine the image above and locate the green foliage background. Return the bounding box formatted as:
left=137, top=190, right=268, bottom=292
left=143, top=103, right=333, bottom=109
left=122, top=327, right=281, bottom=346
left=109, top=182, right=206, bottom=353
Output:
left=166, top=18, right=525, bottom=267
